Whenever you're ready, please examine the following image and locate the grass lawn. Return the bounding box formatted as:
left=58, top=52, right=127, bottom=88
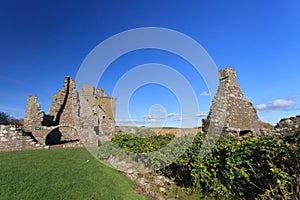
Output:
left=0, top=148, right=146, bottom=200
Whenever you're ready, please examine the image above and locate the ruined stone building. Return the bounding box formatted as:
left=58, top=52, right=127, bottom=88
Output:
left=203, top=68, right=261, bottom=136
left=24, top=77, right=116, bottom=146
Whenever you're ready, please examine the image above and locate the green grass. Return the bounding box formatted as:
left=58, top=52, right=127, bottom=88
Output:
left=0, top=148, right=146, bottom=200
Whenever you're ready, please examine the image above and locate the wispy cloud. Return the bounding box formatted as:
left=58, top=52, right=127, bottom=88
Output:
left=172, top=116, right=188, bottom=121
left=167, top=113, right=182, bottom=118
left=143, top=115, right=166, bottom=120
left=118, top=117, right=165, bottom=126
left=195, top=112, right=208, bottom=118
left=285, top=95, right=300, bottom=100
left=200, top=91, right=211, bottom=97
left=145, top=118, right=164, bottom=123
left=167, top=112, right=209, bottom=121
left=256, top=99, right=297, bottom=111
left=117, top=119, right=146, bottom=125
left=167, top=113, right=187, bottom=121
left=119, top=112, right=209, bottom=126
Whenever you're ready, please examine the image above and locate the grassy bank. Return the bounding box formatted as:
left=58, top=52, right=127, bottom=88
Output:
left=0, top=148, right=146, bottom=200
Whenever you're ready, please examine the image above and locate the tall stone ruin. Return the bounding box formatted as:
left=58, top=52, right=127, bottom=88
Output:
left=24, top=76, right=116, bottom=146
left=203, top=68, right=261, bottom=136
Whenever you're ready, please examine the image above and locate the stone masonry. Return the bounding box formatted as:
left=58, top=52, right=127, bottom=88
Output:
left=0, top=125, right=45, bottom=152
left=272, top=115, right=300, bottom=135
left=24, top=76, right=116, bottom=146
left=203, top=68, right=261, bottom=136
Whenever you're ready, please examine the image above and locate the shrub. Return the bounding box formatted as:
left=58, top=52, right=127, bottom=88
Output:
left=161, top=132, right=300, bottom=199
left=109, top=130, right=300, bottom=199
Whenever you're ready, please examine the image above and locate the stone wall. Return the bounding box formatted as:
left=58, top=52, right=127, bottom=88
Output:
left=95, top=87, right=116, bottom=121
left=203, top=68, right=261, bottom=136
left=24, top=96, right=44, bottom=133
left=48, top=77, right=78, bottom=142
left=0, top=125, right=45, bottom=152
left=24, top=77, right=79, bottom=144
left=75, top=84, right=115, bottom=146
left=272, top=115, right=300, bottom=135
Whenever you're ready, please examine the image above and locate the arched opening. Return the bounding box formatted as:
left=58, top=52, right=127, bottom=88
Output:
left=239, top=130, right=253, bottom=137
left=45, top=126, right=80, bottom=146
left=45, top=128, right=62, bottom=145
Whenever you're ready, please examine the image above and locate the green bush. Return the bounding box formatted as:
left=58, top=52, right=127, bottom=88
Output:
left=111, top=130, right=300, bottom=199
left=112, top=134, right=174, bottom=153
left=161, top=131, right=300, bottom=199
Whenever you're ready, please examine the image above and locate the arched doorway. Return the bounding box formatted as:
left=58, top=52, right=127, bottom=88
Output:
left=45, top=126, right=80, bottom=145
left=45, top=128, right=62, bottom=145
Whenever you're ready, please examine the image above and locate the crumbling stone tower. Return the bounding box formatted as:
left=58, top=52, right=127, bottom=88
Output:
left=24, top=76, right=116, bottom=145
left=77, top=84, right=116, bottom=146
left=203, top=68, right=260, bottom=136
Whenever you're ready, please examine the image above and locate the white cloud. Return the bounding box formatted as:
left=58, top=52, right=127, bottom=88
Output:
left=167, top=112, right=209, bottom=121
left=143, top=115, right=166, bottom=120
left=167, top=113, right=182, bottom=117
left=119, top=112, right=208, bottom=125
left=172, top=116, right=188, bottom=121
left=117, top=119, right=146, bottom=125
left=256, top=99, right=296, bottom=111
left=143, top=115, right=166, bottom=124
left=145, top=118, right=164, bottom=123
left=118, top=117, right=165, bottom=126
left=167, top=113, right=187, bottom=121
left=200, top=91, right=211, bottom=97
left=195, top=112, right=208, bottom=118
left=286, top=95, right=300, bottom=100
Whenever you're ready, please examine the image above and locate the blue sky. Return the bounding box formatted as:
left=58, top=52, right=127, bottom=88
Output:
left=0, top=0, right=299, bottom=127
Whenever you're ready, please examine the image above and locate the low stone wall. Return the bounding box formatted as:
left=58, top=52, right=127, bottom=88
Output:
left=107, top=156, right=174, bottom=200
left=0, top=125, right=46, bottom=152
left=47, top=142, right=83, bottom=150
left=0, top=125, right=85, bottom=152
left=272, top=115, right=300, bottom=135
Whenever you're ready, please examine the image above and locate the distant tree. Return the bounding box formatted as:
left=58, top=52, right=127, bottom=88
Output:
left=0, top=112, right=11, bottom=125
left=0, top=112, right=23, bottom=127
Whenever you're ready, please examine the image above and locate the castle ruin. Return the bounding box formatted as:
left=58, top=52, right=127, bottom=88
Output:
left=203, top=68, right=261, bottom=136
left=24, top=76, right=116, bottom=146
